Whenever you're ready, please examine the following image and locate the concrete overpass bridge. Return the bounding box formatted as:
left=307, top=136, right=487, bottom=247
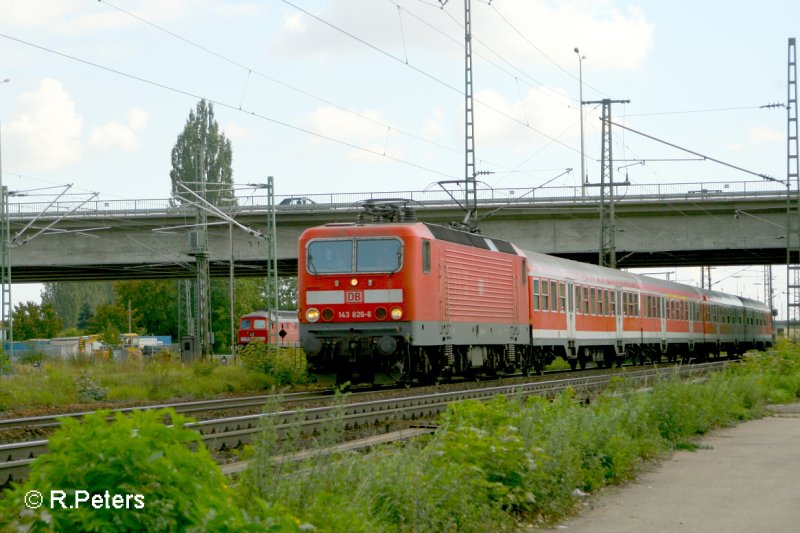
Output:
left=5, top=180, right=793, bottom=283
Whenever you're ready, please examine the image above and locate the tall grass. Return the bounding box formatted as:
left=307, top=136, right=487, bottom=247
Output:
left=238, top=341, right=800, bottom=530
left=0, top=349, right=308, bottom=412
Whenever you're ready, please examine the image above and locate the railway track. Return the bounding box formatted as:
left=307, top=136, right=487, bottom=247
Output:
left=0, top=364, right=610, bottom=435
left=0, top=361, right=729, bottom=485
left=0, top=389, right=344, bottom=434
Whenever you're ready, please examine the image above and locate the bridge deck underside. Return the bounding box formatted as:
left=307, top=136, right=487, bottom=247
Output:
left=9, top=249, right=789, bottom=283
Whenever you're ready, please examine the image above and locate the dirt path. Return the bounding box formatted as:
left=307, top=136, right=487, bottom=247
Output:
left=544, top=406, right=800, bottom=532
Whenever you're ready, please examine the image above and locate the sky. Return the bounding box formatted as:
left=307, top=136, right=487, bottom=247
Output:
left=0, top=0, right=797, bottom=315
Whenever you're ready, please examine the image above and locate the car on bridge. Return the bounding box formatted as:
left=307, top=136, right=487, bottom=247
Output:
left=279, top=197, right=316, bottom=206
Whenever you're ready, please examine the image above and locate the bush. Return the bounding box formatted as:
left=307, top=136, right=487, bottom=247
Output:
left=0, top=408, right=300, bottom=532
left=75, top=372, right=108, bottom=402
left=239, top=340, right=306, bottom=385
left=242, top=343, right=800, bottom=529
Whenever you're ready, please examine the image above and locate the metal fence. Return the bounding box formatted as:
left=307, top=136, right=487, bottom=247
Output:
left=7, top=180, right=791, bottom=219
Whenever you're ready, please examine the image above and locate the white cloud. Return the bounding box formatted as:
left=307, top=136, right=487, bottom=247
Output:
left=128, top=108, right=149, bottom=131
left=303, top=106, right=401, bottom=162
left=89, top=108, right=149, bottom=152
left=89, top=122, right=138, bottom=152
left=225, top=121, right=251, bottom=141
left=284, top=13, right=307, bottom=34
left=7, top=79, right=83, bottom=171
left=482, top=1, right=654, bottom=69
left=749, top=126, right=782, bottom=145
left=1, top=0, right=265, bottom=35
left=422, top=108, right=446, bottom=140
left=272, top=0, right=653, bottom=69
left=305, top=106, right=387, bottom=144
left=473, top=86, right=576, bottom=149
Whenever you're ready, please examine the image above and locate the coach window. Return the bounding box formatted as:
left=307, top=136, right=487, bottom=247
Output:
left=550, top=281, right=558, bottom=311
left=558, top=282, right=566, bottom=313
left=356, top=238, right=403, bottom=273
left=533, top=279, right=540, bottom=311
left=583, top=287, right=589, bottom=314
left=542, top=280, right=550, bottom=311
left=610, top=290, right=616, bottom=316
left=422, top=240, right=431, bottom=273
left=575, top=286, right=582, bottom=314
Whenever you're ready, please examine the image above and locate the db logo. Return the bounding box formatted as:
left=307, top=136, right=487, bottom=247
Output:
left=346, top=291, right=363, bottom=303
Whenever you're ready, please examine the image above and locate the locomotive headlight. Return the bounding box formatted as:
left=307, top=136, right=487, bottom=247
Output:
left=306, top=308, right=320, bottom=323
left=350, top=278, right=358, bottom=287
left=390, top=307, right=403, bottom=320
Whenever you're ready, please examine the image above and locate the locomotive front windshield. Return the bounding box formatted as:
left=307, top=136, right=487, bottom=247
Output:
left=307, top=238, right=402, bottom=274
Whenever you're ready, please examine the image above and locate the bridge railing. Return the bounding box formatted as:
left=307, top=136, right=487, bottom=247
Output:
left=6, top=180, right=791, bottom=219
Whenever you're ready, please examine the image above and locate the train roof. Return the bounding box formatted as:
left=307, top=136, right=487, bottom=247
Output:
left=519, top=247, right=767, bottom=309
left=304, top=222, right=520, bottom=255
left=242, top=309, right=298, bottom=320
left=305, top=222, right=770, bottom=311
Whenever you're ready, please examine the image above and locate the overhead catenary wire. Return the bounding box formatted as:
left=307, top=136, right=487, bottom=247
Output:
left=0, top=32, right=461, bottom=182
left=97, top=0, right=474, bottom=162
left=277, top=0, right=580, bottom=153
left=606, top=119, right=777, bottom=183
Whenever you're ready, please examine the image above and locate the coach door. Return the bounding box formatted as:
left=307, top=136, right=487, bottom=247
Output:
left=615, top=290, right=623, bottom=340
left=566, top=280, right=576, bottom=339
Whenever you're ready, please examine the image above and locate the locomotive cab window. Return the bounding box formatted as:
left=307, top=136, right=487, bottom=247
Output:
left=307, top=239, right=353, bottom=274
left=356, top=238, right=403, bottom=272
left=306, top=238, right=403, bottom=274
left=422, top=240, right=431, bottom=273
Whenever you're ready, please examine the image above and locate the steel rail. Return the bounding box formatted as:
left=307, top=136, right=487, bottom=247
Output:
left=1, top=362, right=727, bottom=485
left=0, top=389, right=332, bottom=432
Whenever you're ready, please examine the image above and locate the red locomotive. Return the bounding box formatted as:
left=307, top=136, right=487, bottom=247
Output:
left=298, top=204, right=773, bottom=384
left=238, top=310, right=299, bottom=347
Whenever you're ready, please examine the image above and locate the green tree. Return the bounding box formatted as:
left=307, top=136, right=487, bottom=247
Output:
left=11, top=301, right=63, bottom=340
left=87, top=303, right=139, bottom=336
left=210, top=278, right=268, bottom=352
left=76, top=302, right=94, bottom=331
left=114, top=280, right=179, bottom=338
left=170, top=99, right=234, bottom=207
left=41, top=281, right=113, bottom=329
left=276, top=277, right=298, bottom=309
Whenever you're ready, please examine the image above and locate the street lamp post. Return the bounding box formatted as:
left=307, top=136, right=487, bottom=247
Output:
left=574, top=48, right=586, bottom=197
